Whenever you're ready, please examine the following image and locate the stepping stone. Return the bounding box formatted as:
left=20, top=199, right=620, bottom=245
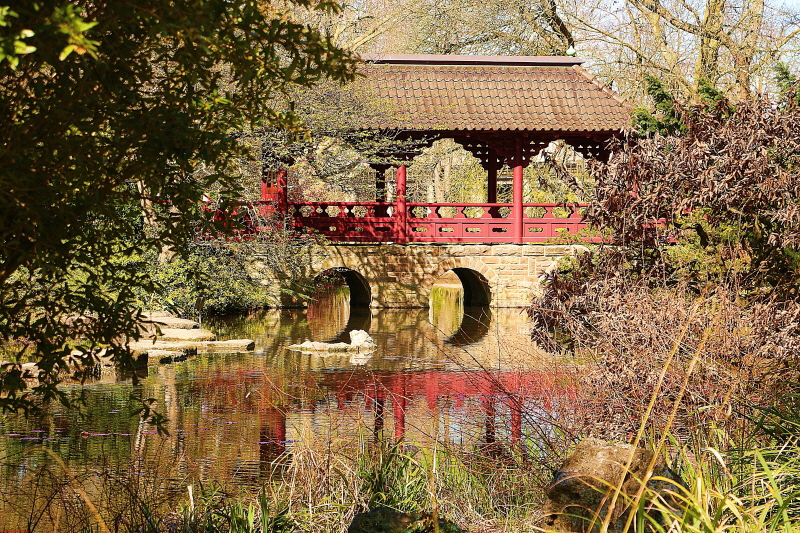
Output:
left=156, top=328, right=216, bottom=341
left=146, top=348, right=197, bottom=365
left=129, top=339, right=256, bottom=355
left=140, top=311, right=200, bottom=330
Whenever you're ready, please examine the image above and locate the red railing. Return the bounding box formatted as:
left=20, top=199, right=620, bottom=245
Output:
left=273, top=200, right=590, bottom=243
left=285, top=201, right=396, bottom=242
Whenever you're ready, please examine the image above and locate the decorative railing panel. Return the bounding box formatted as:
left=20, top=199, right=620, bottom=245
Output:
left=407, top=202, right=515, bottom=243
left=278, top=200, right=591, bottom=243
left=522, top=204, right=587, bottom=241
left=287, top=202, right=397, bottom=242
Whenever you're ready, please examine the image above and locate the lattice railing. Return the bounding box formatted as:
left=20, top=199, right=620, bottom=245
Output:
left=281, top=201, right=590, bottom=243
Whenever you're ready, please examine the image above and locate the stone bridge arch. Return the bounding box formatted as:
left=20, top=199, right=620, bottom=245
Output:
left=420, top=256, right=497, bottom=307
left=313, top=267, right=372, bottom=308
left=314, top=255, right=374, bottom=308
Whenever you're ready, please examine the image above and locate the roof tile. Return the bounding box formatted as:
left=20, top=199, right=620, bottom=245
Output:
left=357, top=57, right=630, bottom=133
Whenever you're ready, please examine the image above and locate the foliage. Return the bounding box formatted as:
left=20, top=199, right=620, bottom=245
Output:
left=568, top=0, right=797, bottom=104
left=529, top=91, right=800, bottom=440
left=132, top=244, right=273, bottom=318
left=0, top=0, right=358, bottom=414
left=587, top=95, right=800, bottom=295
left=774, top=62, right=800, bottom=107
left=399, top=0, right=573, bottom=56
left=133, top=215, right=325, bottom=318
left=632, top=74, right=687, bottom=137
left=172, top=485, right=294, bottom=533
left=233, top=77, right=424, bottom=205
left=642, top=444, right=800, bottom=533
left=406, top=139, right=486, bottom=203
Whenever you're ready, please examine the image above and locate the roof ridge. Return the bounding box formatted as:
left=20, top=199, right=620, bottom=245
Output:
left=362, top=54, right=584, bottom=67
left=571, top=64, right=630, bottom=108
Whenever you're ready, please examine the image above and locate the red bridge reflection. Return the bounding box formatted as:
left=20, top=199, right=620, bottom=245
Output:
left=249, top=368, right=578, bottom=463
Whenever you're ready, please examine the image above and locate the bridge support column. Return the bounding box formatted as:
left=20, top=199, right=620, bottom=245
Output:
left=395, top=165, right=408, bottom=244
left=512, top=140, right=524, bottom=244
left=260, top=167, right=288, bottom=217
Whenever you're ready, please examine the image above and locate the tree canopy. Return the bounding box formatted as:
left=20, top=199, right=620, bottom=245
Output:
left=0, top=0, right=357, bottom=414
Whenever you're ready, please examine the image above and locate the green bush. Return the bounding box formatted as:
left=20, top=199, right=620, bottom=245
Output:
left=133, top=242, right=275, bottom=318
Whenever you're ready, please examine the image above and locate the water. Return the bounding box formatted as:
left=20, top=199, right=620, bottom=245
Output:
left=0, top=285, right=577, bottom=527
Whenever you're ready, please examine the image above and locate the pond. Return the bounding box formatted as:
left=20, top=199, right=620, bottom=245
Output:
left=0, top=282, right=577, bottom=530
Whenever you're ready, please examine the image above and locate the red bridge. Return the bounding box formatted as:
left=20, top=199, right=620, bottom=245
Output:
left=254, top=54, right=630, bottom=245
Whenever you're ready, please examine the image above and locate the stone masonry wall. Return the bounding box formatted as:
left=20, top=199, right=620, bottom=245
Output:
left=254, top=243, right=584, bottom=308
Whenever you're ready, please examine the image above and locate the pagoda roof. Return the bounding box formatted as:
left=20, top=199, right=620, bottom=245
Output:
left=357, top=54, right=631, bottom=135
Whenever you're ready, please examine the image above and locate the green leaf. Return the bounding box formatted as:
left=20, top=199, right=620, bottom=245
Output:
left=58, top=43, right=76, bottom=60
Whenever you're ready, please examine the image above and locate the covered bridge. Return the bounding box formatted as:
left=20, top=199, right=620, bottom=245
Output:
left=254, top=55, right=631, bottom=308
left=261, top=54, right=631, bottom=245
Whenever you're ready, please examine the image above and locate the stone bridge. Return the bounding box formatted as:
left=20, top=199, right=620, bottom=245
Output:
left=257, top=243, right=583, bottom=308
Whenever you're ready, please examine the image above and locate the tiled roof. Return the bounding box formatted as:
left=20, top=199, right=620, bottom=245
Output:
left=357, top=55, right=631, bottom=133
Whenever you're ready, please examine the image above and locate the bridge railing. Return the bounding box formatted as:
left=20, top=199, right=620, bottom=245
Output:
left=272, top=200, right=590, bottom=243
left=286, top=201, right=397, bottom=242
left=407, top=202, right=587, bottom=243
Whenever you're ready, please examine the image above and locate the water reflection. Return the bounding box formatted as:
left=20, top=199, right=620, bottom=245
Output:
left=0, top=289, right=575, bottom=528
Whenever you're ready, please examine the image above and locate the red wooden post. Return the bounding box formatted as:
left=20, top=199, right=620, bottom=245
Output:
left=511, top=399, right=522, bottom=443
left=482, top=394, right=496, bottom=444
left=275, top=407, right=286, bottom=447
left=260, top=177, right=271, bottom=202
left=276, top=167, right=288, bottom=216
left=395, top=165, right=408, bottom=244
left=260, top=171, right=275, bottom=218
left=374, top=393, right=385, bottom=436
left=259, top=407, right=286, bottom=464
left=260, top=167, right=288, bottom=218
left=425, top=377, right=439, bottom=410
left=512, top=140, right=524, bottom=244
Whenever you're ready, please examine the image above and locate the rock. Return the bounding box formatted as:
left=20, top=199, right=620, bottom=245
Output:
left=288, top=340, right=353, bottom=353
left=61, top=314, right=107, bottom=338
left=133, top=321, right=160, bottom=339
left=146, top=348, right=197, bottom=365
left=288, top=330, right=376, bottom=354
left=145, top=311, right=174, bottom=318
left=203, top=339, right=256, bottom=352
left=541, top=437, right=669, bottom=532
left=20, top=362, right=38, bottom=372
left=155, top=328, right=216, bottom=341
left=62, top=314, right=160, bottom=343
left=348, top=507, right=463, bottom=533
left=350, top=329, right=377, bottom=349
left=140, top=311, right=200, bottom=330
left=69, top=347, right=108, bottom=358
left=129, top=338, right=255, bottom=355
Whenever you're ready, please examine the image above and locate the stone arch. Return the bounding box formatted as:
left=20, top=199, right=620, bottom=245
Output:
left=452, top=268, right=491, bottom=306
left=314, top=267, right=372, bottom=308
left=421, top=257, right=497, bottom=307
